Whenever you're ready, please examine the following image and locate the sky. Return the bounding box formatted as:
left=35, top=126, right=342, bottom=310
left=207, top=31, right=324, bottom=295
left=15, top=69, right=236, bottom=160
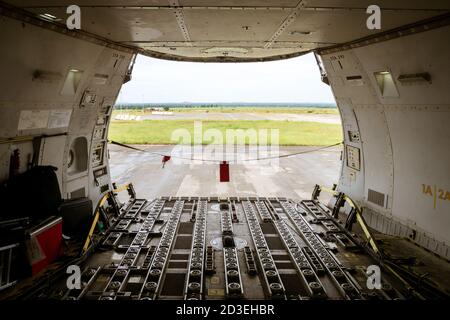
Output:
left=117, top=53, right=335, bottom=104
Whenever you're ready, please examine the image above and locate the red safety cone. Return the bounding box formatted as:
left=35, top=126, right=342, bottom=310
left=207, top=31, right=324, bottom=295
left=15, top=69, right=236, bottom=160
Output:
left=219, top=161, right=230, bottom=182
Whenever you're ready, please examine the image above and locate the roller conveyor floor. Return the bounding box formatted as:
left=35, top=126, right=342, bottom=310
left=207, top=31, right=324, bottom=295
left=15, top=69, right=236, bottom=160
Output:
left=59, top=196, right=415, bottom=300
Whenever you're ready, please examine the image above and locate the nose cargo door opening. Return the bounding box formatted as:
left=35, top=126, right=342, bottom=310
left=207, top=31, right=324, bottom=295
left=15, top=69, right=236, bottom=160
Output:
left=0, top=1, right=449, bottom=306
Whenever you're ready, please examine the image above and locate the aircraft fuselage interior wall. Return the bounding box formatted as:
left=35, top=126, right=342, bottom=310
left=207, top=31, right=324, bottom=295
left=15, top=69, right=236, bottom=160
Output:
left=0, top=10, right=449, bottom=265
left=320, top=25, right=450, bottom=259
left=0, top=15, right=134, bottom=210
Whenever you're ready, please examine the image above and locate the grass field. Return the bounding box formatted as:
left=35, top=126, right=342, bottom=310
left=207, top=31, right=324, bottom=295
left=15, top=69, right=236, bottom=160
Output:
left=108, top=120, right=342, bottom=146
left=113, top=107, right=339, bottom=116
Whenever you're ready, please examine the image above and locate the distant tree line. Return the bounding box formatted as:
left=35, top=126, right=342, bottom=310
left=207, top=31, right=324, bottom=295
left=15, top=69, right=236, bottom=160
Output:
left=114, top=102, right=337, bottom=110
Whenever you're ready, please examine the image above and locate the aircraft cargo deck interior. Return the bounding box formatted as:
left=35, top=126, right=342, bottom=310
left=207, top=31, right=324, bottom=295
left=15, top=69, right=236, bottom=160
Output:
left=2, top=187, right=449, bottom=300
left=0, top=0, right=449, bottom=305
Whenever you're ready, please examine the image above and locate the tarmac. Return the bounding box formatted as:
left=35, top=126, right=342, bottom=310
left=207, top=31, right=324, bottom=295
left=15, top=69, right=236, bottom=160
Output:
left=109, top=144, right=342, bottom=201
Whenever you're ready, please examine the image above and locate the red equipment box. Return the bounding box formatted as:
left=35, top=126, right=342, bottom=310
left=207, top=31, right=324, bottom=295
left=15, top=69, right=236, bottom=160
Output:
left=26, top=216, right=63, bottom=276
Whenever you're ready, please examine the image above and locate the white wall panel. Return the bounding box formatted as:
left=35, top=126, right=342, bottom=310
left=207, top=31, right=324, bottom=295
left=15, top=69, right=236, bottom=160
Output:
left=0, top=16, right=133, bottom=210
left=322, top=25, right=450, bottom=255
left=354, top=105, right=393, bottom=214
left=386, top=108, right=450, bottom=243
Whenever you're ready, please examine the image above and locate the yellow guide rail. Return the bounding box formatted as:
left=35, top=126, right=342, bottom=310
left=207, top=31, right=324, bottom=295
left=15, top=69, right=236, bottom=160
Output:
left=82, top=183, right=135, bottom=254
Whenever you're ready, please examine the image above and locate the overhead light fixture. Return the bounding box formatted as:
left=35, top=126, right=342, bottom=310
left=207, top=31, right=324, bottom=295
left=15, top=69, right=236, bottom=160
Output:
left=202, top=47, right=250, bottom=55
left=38, top=13, right=61, bottom=22
left=374, top=71, right=399, bottom=97
left=61, top=69, right=84, bottom=95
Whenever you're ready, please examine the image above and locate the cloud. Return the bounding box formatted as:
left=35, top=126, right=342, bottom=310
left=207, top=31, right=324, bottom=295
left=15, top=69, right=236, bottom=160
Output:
left=117, top=53, right=335, bottom=104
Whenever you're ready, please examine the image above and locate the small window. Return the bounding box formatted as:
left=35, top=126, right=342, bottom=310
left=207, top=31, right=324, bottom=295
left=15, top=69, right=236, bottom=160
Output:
left=374, top=71, right=399, bottom=97
left=67, top=137, right=88, bottom=175
left=61, top=69, right=83, bottom=95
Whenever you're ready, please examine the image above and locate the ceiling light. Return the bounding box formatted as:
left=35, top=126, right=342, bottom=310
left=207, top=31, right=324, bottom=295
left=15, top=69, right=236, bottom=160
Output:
left=38, top=13, right=61, bottom=22
left=202, top=47, right=250, bottom=55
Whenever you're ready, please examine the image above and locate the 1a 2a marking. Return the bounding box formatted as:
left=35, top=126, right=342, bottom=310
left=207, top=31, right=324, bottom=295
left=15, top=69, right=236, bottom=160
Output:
left=422, top=184, right=450, bottom=209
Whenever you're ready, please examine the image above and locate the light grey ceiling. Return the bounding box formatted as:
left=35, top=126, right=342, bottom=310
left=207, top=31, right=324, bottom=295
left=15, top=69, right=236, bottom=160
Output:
left=4, top=0, right=450, bottom=61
